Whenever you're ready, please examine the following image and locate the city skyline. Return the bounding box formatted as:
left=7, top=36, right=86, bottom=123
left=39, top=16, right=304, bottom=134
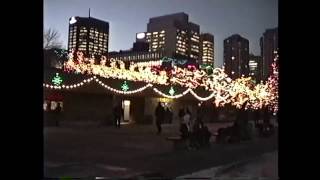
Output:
left=44, top=0, right=278, bottom=67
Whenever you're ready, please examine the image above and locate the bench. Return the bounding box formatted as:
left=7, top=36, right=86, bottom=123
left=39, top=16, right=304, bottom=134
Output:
left=166, top=136, right=187, bottom=150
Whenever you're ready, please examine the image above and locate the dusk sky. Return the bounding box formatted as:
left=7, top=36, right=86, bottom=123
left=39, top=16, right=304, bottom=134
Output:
left=44, top=0, right=278, bottom=67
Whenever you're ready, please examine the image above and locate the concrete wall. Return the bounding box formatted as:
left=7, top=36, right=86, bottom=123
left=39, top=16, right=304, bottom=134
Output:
left=44, top=90, right=227, bottom=127
left=44, top=91, right=114, bottom=126
left=63, top=92, right=113, bottom=122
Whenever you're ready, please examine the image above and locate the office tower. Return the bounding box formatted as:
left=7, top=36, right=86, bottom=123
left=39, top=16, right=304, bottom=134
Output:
left=260, top=27, right=278, bottom=80
left=136, top=12, right=200, bottom=64
left=200, top=33, right=214, bottom=66
left=68, top=16, right=109, bottom=57
left=223, top=34, right=249, bottom=79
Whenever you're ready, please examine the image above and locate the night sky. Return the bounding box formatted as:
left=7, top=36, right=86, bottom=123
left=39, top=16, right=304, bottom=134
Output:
left=44, top=0, right=278, bottom=67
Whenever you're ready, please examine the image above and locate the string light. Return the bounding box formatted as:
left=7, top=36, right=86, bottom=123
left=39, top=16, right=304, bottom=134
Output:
left=95, top=78, right=153, bottom=94
left=168, top=86, right=175, bottom=96
left=51, top=73, right=63, bottom=86
left=121, top=81, right=130, bottom=91
left=43, top=77, right=93, bottom=90
left=189, top=89, right=216, bottom=101
left=44, top=73, right=278, bottom=112
left=45, top=51, right=278, bottom=111
left=153, top=88, right=190, bottom=99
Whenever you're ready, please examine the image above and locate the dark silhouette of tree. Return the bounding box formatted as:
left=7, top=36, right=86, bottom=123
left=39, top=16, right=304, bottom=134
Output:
left=43, top=28, right=62, bottom=49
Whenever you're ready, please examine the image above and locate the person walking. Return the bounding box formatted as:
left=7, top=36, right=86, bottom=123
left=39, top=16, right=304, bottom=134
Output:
left=183, top=109, right=193, bottom=149
left=54, top=103, right=62, bottom=127
left=155, top=102, right=165, bottom=134
left=113, top=103, right=122, bottom=128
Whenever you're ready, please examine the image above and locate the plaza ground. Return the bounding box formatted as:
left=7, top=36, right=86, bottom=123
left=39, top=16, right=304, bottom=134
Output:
left=44, top=122, right=278, bottom=178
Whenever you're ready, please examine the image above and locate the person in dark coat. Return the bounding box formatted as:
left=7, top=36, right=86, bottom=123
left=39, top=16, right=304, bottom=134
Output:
left=201, top=126, right=212, bottom=147
left=113, top=103, right=123, bottom=128
left=155, top=102, right=165, bottom=134
left=178, top=108, right=185, bottom=125
left=55, top=103, right=62, bottom=127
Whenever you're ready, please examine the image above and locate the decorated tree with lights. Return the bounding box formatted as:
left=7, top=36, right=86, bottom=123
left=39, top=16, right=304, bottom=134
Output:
left=265, top=51, right=279, bottom=113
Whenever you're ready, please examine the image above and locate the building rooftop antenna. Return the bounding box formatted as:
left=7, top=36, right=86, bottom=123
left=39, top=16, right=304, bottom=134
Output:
left=89, top=8, right=91, bottom=18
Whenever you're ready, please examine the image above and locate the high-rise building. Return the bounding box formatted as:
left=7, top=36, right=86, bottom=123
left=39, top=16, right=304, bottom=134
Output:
left=132, top=42, right=149, bottom=52
left=200, top=33, right=214, bottom=66
left=223, top=34, right=249, bottom=79
left=136, top=31, right=166, bottom=53
left=67, top=16, right=109, bottom=57
left=188, top=22, right=200, bottom=62
left=136, top=12, right=200, bottom=64
left=260, top=27, right=278, bottom=80
left=249, top=54, right=262, bottom=83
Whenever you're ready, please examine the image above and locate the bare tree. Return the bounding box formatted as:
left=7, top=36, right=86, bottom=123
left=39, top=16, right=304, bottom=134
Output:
left=43, top=28, right=62, bottom=49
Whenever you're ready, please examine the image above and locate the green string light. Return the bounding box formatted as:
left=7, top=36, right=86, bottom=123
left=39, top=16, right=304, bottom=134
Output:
left=169, top=86, right=175, bottom=96
left=52, top=73, right=63, bottom=86
left=121, top=81, right=129, bottom=91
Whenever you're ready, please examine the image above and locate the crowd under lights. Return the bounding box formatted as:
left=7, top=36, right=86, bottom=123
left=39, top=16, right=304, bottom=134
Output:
left=44, top=51, right=279, bottom=112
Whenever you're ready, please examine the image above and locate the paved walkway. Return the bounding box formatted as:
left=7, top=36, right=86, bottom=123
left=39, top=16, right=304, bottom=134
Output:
left=44, top=123, right=277, bottom=178
left=177, top=151, right=278, bottom=179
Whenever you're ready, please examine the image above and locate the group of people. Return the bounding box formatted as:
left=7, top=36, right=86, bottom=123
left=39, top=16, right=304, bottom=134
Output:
left=155, top=102, right=212, bottom=148
left=216, top=101, right=252, bottom=143
left=216, top=102, right=276, bottom=143
left=46, top=101, right=62, bottom=127
left=253, top=105, right=275, bottom=137
left=178, top=107, right=212, bottom=149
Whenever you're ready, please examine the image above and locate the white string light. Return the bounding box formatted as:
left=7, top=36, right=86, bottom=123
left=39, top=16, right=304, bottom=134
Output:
left=152, top=88, right=190, bottom=99
left=44, top=49, right=279, bottom=111
left=95, top=78, right=153, bottom=94
left=43, top=77, right=94, bottom=90
left=189, top=89, right=216, bottom=101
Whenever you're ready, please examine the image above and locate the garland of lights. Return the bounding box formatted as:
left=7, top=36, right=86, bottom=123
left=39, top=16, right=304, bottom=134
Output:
left=44, top=51, right=279, bottom=112
left=43, top=73, right=278, bottom=112
left=189, top=89, right=216, bottom=101
left=153, top=87, right=190, bottom=99
left=44, top=76, right=95, bottom=89
left=94, top=78, right=153, bottom=95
